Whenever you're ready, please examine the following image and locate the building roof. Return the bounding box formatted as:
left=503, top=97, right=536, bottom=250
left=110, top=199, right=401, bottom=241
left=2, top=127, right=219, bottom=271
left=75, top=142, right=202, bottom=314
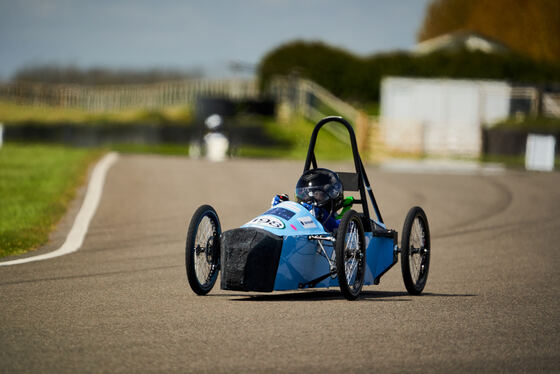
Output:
left=414, top=31, right=510, bottom=55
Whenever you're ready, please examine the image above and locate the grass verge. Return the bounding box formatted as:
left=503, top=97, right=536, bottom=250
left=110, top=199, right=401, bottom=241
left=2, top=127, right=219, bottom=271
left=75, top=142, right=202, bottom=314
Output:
left=110, top=143, right=189, bottom=156
left=236, top=116, right=353, bottom=160
left=0, top=100, right=192, bottom=125
left=0, top=143, right=103, bottom=258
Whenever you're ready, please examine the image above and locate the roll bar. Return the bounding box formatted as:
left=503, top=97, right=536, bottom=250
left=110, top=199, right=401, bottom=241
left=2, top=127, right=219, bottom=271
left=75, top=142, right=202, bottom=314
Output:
left=303, top=116, right=383, bottom=229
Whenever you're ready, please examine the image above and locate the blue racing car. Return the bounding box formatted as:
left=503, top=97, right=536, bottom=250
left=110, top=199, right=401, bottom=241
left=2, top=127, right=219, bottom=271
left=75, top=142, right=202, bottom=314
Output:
left=185, top=116, right=430, bottom=300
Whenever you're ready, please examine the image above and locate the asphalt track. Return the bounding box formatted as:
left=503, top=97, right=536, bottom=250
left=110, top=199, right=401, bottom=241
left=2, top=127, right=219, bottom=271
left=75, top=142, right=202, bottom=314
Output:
left=1, top=155, right=559, bottom=373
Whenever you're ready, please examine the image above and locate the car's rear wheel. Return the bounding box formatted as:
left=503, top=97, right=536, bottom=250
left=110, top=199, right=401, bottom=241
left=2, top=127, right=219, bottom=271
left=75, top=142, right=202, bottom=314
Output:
left=185, top=205, right=221, bottom=295
left=335, top=210, right=366, bottom=300
left=401, top=206, right=430, bottom=295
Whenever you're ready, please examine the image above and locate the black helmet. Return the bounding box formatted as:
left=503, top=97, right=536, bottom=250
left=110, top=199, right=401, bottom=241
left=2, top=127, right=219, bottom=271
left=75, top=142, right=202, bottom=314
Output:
left=295, top=168, right=344, bottom=213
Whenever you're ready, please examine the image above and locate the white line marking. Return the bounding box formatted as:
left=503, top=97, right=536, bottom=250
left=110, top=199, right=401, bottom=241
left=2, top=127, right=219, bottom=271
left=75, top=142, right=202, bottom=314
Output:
left=0, top=152, right=119, bottom=266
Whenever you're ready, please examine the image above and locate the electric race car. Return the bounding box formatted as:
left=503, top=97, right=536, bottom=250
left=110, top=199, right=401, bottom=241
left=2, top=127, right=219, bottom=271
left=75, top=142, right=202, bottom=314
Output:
left=185, top=116, right=430, bottom=300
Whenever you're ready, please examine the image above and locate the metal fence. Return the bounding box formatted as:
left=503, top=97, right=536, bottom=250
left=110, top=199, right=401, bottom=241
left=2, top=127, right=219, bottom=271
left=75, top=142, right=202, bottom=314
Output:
left=268, top=77, right=359, bottom=122
left=510, top=86, right=560, bottom=117
left=267, top=77, right=368, bottom=145
left=0, top=79, right=259, bottom=111
left=543, top=93, right=560, bottom=117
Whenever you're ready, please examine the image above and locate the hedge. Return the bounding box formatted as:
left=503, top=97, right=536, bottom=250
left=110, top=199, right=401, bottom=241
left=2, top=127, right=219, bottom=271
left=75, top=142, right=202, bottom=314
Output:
left=258, top=41, right=560, bottom=103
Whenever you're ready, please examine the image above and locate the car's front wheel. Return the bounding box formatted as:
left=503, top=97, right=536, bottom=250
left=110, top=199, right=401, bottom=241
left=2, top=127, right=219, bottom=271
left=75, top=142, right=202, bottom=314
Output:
left=185, top=205, right=221, bottom=295
left=335, top=210, right=366, bottom=300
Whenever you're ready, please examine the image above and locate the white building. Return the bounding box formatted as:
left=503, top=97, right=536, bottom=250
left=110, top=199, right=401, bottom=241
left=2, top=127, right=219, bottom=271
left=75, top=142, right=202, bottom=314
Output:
left=379, top=77, right=511, bottom=157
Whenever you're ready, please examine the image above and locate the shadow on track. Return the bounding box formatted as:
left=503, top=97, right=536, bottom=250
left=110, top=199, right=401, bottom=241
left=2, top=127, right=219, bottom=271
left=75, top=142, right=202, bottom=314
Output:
left=212, top=290, right=476, bottom=302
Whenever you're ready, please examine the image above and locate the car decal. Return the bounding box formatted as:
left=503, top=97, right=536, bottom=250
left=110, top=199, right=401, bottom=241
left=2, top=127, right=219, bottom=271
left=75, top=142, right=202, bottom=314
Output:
left=246, top=215, right=285, bottom=229
left=264, top=207, right=296, bottom=221
left=298, top=217, right=317, bottom=229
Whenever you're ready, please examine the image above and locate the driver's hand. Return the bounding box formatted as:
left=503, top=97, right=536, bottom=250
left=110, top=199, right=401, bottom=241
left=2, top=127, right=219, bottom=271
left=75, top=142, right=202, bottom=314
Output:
left=271, top=194, right=290, bottom=207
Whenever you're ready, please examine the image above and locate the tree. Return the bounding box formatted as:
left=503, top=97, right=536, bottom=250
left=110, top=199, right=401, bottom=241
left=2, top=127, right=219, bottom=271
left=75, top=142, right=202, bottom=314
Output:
left=418, top=0, right=560, bottom=63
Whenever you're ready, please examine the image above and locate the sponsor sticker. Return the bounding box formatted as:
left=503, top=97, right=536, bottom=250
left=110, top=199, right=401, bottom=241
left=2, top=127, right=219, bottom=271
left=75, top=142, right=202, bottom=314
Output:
left=264, top=207, right=296, bottom=221
left=298, top=217, right=317, bottom=229
left=247, top=215, right=285, bottom=229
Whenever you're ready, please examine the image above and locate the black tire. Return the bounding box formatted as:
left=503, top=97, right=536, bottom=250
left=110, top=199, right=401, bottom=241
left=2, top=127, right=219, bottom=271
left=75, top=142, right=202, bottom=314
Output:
left=401, top=206, right=430, bottom=295
left=185, top=205, right=221, bottom=295
left=335, top=210, right=366, bottom=300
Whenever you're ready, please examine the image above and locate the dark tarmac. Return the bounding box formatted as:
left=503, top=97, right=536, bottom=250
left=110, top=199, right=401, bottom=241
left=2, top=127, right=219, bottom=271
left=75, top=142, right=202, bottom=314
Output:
left=1, top=155, right=559, bottom=373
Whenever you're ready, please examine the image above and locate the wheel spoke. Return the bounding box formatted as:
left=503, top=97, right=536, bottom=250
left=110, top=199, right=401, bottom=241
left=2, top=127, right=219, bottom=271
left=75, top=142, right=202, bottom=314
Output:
left=346, top=255, right=358, bottom=284
left=192, top=216, right=217, bottom=286
left=345, top=222, right=355, bottom=250
left=344, top=220, right=361, bottom=287
left=408, top=216, right=426, bottom=284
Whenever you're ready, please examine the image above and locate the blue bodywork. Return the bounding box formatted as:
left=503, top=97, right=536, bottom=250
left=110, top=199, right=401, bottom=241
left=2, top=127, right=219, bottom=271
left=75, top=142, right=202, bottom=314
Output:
left=241, top=201, right=397, bottom=291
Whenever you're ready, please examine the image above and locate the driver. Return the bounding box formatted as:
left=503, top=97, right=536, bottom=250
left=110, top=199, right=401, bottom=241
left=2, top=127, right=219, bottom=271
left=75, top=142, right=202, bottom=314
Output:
left=271, top=168, right=345, bottom=232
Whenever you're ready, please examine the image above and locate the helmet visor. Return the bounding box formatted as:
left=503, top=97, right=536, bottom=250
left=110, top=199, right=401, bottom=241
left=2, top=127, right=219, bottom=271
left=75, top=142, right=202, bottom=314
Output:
left=295, top=186, right=330, bottom=206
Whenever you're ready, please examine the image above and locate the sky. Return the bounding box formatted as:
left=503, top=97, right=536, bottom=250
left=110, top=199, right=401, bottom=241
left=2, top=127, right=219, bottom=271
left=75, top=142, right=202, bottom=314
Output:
left=0, top=0, right=432, bottom=81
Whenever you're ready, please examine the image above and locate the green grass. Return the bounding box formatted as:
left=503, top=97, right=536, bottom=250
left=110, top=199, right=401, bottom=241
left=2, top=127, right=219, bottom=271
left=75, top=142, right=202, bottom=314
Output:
left=110, top=143, right=190, bottom=156
left=0, top=143, right=102, bottom=258
left=236, top=116, right=353, bottom=160
left=360, top=102, right=380, bottom=116
left=0, top=100, right=192, bottom=126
